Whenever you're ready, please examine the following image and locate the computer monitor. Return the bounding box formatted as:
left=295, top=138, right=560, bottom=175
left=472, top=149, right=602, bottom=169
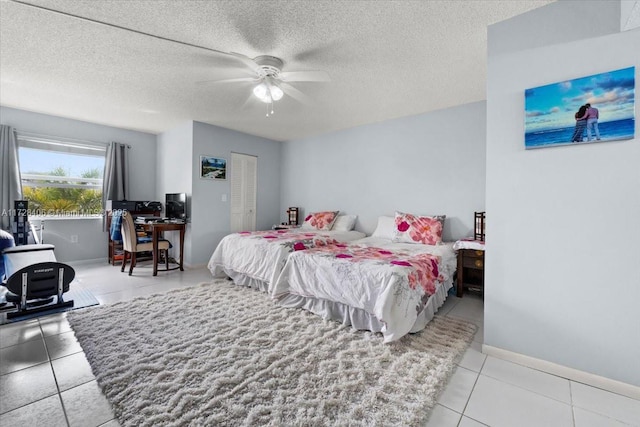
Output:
left=165, top=193, right=187, bottom=220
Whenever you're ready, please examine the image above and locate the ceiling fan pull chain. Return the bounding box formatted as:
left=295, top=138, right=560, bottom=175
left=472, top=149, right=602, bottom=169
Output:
left=265, top=100, right=275, bottom=118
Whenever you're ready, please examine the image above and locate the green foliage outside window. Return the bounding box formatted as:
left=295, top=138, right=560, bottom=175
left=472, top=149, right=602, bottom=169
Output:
left=22, top=166, right=103, bottom=214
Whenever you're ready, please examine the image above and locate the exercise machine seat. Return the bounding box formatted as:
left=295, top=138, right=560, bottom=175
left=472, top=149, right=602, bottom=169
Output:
left=1, top=244, right=74, bottom=318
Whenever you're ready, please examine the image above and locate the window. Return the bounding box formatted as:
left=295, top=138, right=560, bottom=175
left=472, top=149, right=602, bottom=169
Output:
left=17, top=133, right=107, bottom=217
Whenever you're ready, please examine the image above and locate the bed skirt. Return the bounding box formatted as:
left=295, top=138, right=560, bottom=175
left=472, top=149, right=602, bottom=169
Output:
left=220, top=268, right=270, bottom=293
left=276, top=278, right=454, bottom=338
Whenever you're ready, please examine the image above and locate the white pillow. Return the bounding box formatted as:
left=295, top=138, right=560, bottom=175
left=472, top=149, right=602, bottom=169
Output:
left=332, top=214, right=357, bottom=231
left=371, top=216, right=396, bottom=240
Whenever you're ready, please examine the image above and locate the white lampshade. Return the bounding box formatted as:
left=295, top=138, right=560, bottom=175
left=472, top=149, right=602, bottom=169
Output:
left=253, top=83, right=268, bottom=101
left=253, top=80, right=284, bottom=103
left=270, top=85, right=284, bottom=101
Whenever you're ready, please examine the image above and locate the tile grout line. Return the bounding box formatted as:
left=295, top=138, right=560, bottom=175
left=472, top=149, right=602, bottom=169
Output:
left=458, top=348, right=490, bottom=425
left=573, top=405, right=639, bottom=426
left=477, top=352, right=627, bottom=412
left=458, top=368, right=482, bottom=425
left=477, top=370, right=574, bottom=407
left=0, top=323, right=42, bottom=350
left=39, top=319, right=72, bottom=427
left=567, top=381, right=638, bottom=425
left=0, top=335, right=49, bottom=377
left=569, top=380, right=576, bottom=427
left=0, top=394, right=62, bottom=418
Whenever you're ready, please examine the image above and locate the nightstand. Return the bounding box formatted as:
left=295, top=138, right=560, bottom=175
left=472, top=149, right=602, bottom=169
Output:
left=454, top=239, right=485, bottom=298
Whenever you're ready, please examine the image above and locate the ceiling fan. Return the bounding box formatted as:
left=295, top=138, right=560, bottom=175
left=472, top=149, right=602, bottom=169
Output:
left=201, top=54, right=331, bottom=116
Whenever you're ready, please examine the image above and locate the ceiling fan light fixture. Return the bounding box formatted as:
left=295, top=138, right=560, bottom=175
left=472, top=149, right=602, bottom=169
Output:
left=270, top=84, right=284, bottom=101
left=253, top=83, right=268, bottom=101
left=253, top=80, right=283, bottom=103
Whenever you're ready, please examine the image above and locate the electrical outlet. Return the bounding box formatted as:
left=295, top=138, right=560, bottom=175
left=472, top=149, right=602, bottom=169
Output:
left=70, top=235, right=78, bottom=243
left=221, top=194, right=228, bottom=202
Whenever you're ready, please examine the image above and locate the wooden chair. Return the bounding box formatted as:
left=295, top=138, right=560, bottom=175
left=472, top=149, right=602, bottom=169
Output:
left=120, top=213, right=170, bottom=276
left=474, top=211, right=486, bottom=241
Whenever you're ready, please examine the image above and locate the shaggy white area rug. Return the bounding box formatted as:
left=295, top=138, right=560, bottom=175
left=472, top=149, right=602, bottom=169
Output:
left=67, top=280, right=476, bottom=426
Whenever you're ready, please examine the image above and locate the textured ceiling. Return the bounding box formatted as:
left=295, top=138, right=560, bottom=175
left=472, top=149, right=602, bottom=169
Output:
left=0, top=0, right=554, bottom=141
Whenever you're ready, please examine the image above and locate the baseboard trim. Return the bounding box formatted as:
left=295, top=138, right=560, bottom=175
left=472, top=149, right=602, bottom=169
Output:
left=482, top=344, right=640, bottom=401
left=184, top=263, right=207, bottom=269
left=66, top=258, right=107, bottom=266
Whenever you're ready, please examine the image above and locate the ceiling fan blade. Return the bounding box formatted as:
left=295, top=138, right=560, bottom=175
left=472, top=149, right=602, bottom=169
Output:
left=229, top=52, right=261, bottom=73
left=279, top=71, right=331, bottom=83
left=196, top=77, right=258, bottom=86
left=228, top=10, right=277, bottom=53
left=231, top=91, right=258, bottom=113
left=279, top=82, right=313, bottom=106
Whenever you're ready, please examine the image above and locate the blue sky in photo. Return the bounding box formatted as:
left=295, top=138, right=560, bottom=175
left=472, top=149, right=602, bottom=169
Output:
left=19, top=148, right=105, bottom=177
left=525, top=67, right=635, bottom=133
left=202, top=157, right=226, bottom=168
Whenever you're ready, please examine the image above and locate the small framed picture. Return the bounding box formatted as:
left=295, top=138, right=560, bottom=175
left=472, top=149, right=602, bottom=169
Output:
left=200, top=156, right=226, bottom=180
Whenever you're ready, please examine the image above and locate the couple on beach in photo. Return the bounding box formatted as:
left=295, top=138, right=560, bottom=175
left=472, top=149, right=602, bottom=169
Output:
left=570, top=103, right=600, bottom=143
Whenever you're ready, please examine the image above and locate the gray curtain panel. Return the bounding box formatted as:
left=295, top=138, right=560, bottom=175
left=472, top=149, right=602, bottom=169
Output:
left=0, top=125, right=23, bottom=231
left=102, top=142, right=130, bottom=229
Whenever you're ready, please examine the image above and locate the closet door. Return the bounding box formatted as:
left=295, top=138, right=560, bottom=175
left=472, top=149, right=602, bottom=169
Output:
left=230, top=152, right=257, bottom=232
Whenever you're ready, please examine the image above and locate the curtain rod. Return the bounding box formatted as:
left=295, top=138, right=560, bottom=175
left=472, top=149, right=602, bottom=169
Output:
left=16, top=130, right=106, bottom=147
left=15, top=130, right=131, bottom=148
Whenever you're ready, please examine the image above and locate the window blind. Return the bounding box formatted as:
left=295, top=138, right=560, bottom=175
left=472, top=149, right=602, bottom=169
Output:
left=17, top=132, right=107, bottom=157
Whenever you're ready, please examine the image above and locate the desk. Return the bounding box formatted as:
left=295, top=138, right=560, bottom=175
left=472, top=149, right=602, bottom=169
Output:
left=142, top=222, right=185, bottom=276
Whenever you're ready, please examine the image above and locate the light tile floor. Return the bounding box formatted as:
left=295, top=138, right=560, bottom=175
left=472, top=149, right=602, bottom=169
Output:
left=0, top=260, right=638, bottom=426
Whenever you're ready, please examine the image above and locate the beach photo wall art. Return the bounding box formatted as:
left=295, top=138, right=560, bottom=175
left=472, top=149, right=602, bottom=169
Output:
left=524, top=67, right=635, bottom=149
left=200, top=156, right=226, bottom=180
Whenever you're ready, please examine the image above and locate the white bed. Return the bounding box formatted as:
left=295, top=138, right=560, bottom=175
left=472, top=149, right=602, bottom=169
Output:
left=272, top=218, right=457, bottom=342
left=208, top=228, right=366, bottom=293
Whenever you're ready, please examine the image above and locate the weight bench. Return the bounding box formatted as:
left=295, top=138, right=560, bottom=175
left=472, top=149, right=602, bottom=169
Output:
left=1, top=244, right=75, bottom=319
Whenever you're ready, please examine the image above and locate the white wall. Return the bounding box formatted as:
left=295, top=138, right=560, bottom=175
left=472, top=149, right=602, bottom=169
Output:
left=156, top=121, right=193, bottom=264
left=488, top=0, right=621, bottom=57
left=280, top=102, right=487, bottom=241
left=0, top=106, right=157, bottom=262
left=486, top=24, right=640, bottom=387
left=156, top=121, right=193, bottom=201
left=621, top=0, right=640, bottom=30
left=190, top=121, right=281, bottom=266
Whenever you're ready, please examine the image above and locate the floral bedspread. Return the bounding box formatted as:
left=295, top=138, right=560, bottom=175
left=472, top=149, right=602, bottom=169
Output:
left=207, top=230, right=344, bottom=291
left=237, top=230, right=339, bottom=252
left=305, top=244, right=442, bottom=296
left=273, top=242, right=449, bottom=342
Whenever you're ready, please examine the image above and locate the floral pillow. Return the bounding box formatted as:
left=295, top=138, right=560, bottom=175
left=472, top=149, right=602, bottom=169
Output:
left=393, top=211, right=445, bottom=245
left=301, top=211, right=339, bottom=231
